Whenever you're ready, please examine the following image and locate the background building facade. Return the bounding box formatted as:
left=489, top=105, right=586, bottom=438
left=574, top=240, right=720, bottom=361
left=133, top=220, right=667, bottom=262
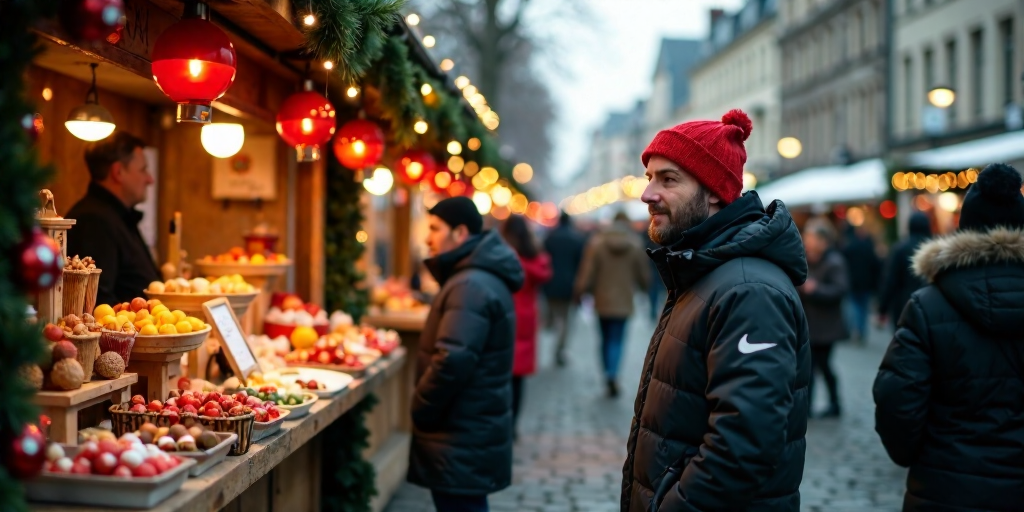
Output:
left=779, top=0, right=888, bottom=174
left=687, top=0, right=781, bottom=180
left=890, top=0, right=1024, bottom=149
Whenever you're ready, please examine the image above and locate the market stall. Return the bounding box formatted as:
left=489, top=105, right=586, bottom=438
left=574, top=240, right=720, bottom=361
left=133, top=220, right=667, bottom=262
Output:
left=0, top=0, right=526, bottom=510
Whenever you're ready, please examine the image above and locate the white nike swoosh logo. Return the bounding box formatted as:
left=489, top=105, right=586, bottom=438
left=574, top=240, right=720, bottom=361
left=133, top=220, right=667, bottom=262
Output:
left=738, top=334, right=777, bottom=354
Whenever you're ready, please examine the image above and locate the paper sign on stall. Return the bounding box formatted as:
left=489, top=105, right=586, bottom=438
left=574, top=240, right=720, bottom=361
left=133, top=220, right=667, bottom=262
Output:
left=202, top=297, right=260, bottom=380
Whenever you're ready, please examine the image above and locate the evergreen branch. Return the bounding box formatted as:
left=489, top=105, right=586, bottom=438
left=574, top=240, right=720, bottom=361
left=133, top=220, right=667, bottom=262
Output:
left=306, top=0, right=406, bottom=82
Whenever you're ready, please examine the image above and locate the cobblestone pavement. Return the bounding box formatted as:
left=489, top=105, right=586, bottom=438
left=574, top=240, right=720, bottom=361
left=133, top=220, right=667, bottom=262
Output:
left=384, top=302, right=907, bottom=512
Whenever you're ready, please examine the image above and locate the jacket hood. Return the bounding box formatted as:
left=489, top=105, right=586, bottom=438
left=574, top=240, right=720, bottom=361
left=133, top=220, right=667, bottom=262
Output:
left=518, top=253, right=551, bottom=282
left=651, top=191, right=808, bottom=290
left=426, top=230, right=525, bottom=292
left=913, top=228, right=1024, bottom=337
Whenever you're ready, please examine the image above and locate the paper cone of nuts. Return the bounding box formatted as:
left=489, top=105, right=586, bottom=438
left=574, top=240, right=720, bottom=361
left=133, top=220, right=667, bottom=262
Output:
left=59, top=313, right=104, bottom=382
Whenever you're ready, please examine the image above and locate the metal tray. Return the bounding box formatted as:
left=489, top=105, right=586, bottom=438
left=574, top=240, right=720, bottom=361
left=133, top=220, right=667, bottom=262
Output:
left=25, top=447, right=196, bottom=509
left=174, top=432, right=238, bottom=476
left=252, top=409, right=290, bottom=442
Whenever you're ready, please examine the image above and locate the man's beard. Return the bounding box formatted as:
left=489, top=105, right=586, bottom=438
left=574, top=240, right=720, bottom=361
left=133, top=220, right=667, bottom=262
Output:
left=648, top=187, right=710, bottom=246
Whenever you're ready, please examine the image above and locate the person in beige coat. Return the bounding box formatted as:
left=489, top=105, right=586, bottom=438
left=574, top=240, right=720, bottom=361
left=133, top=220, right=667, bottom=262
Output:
left=575, top=211, right=651, bottom=397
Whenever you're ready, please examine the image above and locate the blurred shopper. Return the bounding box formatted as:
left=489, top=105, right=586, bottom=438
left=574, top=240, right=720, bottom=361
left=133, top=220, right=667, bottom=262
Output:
left=623, top=110, right=810, bottom=512
left=878, top=212, right=932, bottom=330
left=874, top=163, right=1024, bottom=512
left=799, top=218, right=849, bottom=418
left=841, top=224, right=881, bottom=342
left=500, top=215, right=551, bottom=438
left=408, top=197, right=524, bottom=512
left=574, top=211, right=649, bottom=398
left=542, top=211, right=587, bottom=366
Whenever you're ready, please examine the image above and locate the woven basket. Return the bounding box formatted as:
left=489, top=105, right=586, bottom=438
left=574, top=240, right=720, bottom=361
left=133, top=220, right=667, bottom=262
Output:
left=99, top=327, right=137, bottom=366
left=194, top=413, right=255, bottom=456
left=65, top=333, right=100, bottom=382
left=109, top=403, right=160, bottom=436
left=84, top=269, right=102, bottom=316
left=62, top=270, right=90, bottom=317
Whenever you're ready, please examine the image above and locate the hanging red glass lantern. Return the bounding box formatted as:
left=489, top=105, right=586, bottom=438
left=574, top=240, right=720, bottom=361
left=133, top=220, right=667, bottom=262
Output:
left=151, top=2, right=237, bottom=123
left=276, top=80, right=336, bottom=162
left=332, top=119, right=385, bottom=170
left=431, top=170, right=454, bottom=193
left=396, top=149, right=436, bottom=185
left=446, top=175, right=472, bottom=198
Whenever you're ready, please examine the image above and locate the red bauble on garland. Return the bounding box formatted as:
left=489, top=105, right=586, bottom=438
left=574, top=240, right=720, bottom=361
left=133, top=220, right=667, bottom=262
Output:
left=430, top=170, right=454, bottom=193
left=446, top=175, right=473, bottom=198
left=276, top=82, right=336, bottom=162
left=395, top=149, right=435, bottom=185
left=151, top=3, right=237, bottom=123
left=3, top=424, right=47, bottom=480
left=20, top=113, right=44, bottom=144
left=332, top=119, right=385, bottom=170
left=59, top=0, right=124, bottom=43
left=14, top=227, right=62, bottom=293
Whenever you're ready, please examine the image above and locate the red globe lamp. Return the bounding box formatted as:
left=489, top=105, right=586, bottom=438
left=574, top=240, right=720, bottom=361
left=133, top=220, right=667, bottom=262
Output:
left=396, top=149, right=436, bottom=185
left=276, top=80, right=336, bottom=162
left=332, top=119, right=385, bottom=170
left=431, top=170, right=454, bottom=193
left=446, top=175, right=472, bottom=197
left=151, top=1, right=237, bottom=123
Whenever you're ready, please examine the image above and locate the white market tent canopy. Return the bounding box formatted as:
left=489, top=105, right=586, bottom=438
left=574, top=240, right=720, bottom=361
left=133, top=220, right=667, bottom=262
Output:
left=903, top=130, right=1024, bottom=170
left=753, top=158, right=888, bottom=209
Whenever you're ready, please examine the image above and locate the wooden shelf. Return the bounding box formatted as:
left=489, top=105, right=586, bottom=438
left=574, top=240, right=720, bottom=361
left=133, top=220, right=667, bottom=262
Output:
left=35, top=374, right=138, bottom=408
left=31, top=348, right=407, bottom=512
left=363, top=311, right=429, bottom=333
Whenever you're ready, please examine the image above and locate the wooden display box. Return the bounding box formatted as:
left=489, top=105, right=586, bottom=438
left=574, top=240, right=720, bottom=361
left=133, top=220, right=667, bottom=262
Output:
left=33, top=373, right=138, bottom=445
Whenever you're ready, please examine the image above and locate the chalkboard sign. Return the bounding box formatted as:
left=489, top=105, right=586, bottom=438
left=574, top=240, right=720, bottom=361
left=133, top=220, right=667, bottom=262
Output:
left=202, top=297, right=260, bottom=380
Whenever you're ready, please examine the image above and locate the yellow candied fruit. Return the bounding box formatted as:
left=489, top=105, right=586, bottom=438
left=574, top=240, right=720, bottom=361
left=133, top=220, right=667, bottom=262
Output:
left=158, top=324, right=177, bottom=335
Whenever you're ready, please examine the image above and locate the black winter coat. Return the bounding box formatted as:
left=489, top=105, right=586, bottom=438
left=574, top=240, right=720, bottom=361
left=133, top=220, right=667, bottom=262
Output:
left=66, top=183, right=161, bottom=305
left=622, top=193, right=811, bottom=512
left=798, top=250, right=850, bottom=345
left=408, top=230, right=524, bottom=495
left=542, top=223, right=587, bottom=300
left=873, top=227, right=1024, bottom=512
left=841, top=232, right=881, bottom=294
left=878, top=213, right=932, bottom=322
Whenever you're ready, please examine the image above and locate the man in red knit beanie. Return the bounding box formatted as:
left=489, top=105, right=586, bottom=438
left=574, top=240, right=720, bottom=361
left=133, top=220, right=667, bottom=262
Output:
left=622, top=110, right=812, bottom=512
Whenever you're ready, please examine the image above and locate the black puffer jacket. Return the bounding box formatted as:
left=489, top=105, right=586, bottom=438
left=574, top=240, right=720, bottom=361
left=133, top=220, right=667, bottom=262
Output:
left=622, top=192, right=811, bottom=512
left=408, top=230, right=524, bottom=495
left=878, top=213, right=932, bottom=323
left=873, top=228, right=1024, bottom=512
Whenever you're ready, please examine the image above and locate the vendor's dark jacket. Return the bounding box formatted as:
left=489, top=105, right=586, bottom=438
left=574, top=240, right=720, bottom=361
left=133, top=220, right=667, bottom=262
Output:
left=873, top=227, right=1024, bottom=512
left=66, top=183, right=160, bottom=305
left=622, top=192, right=811, bottom=512
left=408, top=230, right=524, bottom=495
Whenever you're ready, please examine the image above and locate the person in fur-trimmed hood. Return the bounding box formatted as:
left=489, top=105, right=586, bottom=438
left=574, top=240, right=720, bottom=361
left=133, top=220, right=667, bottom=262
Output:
left=873, top=162, right=1024, bottom=512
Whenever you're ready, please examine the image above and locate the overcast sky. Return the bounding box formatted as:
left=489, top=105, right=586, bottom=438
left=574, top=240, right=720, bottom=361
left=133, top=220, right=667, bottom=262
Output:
left=539, top=0, right=744, bottom=186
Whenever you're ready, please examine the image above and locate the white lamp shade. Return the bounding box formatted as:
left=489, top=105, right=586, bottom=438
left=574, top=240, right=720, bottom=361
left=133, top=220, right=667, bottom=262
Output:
left=65, top=103, right=116, bottom=141
left=201, top=123, right=244, bottom=158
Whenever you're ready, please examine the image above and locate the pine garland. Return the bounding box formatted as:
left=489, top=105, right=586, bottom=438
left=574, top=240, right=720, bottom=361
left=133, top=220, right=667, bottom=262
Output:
left=323, top=159, right=370, bottom=322
left=320, top=394, right=379, bottom=512
left=0, top=1, right=58, bottom=511
left=306, top=0, right=405, bottom=82
left=367, top=36, right=424, bottom=150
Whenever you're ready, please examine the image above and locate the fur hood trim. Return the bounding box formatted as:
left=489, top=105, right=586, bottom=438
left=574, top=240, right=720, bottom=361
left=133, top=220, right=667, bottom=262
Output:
left=912, top=228, right=1024, bottom=282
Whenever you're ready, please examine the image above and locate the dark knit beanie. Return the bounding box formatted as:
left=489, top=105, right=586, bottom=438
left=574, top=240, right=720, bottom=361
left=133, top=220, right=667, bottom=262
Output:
left=429, top=196, right=483, bottom=234
left=959, top=163, right=1024, bottom=232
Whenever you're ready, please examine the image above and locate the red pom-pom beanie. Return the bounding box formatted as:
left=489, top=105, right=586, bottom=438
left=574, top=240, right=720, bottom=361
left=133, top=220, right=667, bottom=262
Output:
left=641, top=109, right=752, bottom=205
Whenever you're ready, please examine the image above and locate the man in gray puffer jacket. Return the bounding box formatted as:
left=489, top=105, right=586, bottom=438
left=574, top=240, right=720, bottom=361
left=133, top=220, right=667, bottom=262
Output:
left=407, top=196, right=524, bottom=512
left=623, top=110, right=811, bottom=512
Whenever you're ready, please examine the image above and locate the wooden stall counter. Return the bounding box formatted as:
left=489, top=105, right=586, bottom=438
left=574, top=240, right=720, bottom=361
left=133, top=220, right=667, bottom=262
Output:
left=31, top=348, right=407, bottom=512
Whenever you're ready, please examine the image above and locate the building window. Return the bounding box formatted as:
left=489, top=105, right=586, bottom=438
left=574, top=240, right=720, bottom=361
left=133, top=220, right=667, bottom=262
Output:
left=946, top=38, right=957, bottom=122
left=1001, top=18, right=1015, bottom=106
left=971, top=28, right=984, bottom=119
left=904, top=55, right=914, bottom=132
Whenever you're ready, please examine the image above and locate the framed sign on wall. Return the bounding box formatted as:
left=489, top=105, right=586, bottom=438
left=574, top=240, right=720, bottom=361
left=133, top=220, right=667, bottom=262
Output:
left=211, top=135, right=277, bottom=200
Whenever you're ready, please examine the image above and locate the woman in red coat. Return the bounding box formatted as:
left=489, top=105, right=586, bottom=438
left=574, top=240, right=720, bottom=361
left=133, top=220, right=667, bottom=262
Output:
left=501, top=214, right=552, bottom=435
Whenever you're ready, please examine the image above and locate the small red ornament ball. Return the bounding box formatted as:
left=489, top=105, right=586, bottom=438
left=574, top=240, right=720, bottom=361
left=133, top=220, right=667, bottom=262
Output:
left=20, top=113, right=44, bottom=144
left=14, top=227, right=62, bottom=293
left=332, top=119, right=385, bottom=170
left=396, top=149, right=436, bottom=185
left=59, top=0, right=125, bottom=43
left=4, top=424, right=47, bottom=480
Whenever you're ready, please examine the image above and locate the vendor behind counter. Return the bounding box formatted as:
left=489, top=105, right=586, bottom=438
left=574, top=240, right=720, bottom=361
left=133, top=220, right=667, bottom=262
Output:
left=66, top=131, right=160, bottom=305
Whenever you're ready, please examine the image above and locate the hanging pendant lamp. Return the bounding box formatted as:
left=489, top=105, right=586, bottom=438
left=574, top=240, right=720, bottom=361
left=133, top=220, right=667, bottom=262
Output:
left=151, top=1, right=237, bottom=123
left=65, top=63, right=116, bottom=141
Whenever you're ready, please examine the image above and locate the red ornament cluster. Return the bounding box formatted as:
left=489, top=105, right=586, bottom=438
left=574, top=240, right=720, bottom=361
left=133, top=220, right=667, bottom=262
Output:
left=396, top=149, right=435, bottom=185
left=14, top=227, right=62, bottom=293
